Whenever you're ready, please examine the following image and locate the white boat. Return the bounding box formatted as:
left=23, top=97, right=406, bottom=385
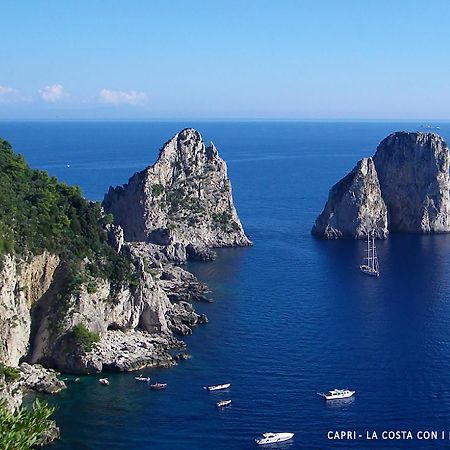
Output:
left=360, top=233, right=380, bottom=277
left=255, top=432, right=294, bottom=445
left=99, top=378, right=110, bottom=386
left=150, top=382, right=167, bottom=390
left=205, top=383, right=231, bottom=391
left=135, top=375, right=150, bottom=382
left=216, top=399, right=232, bottom=408
left=318, top=388, right=355, bottom=400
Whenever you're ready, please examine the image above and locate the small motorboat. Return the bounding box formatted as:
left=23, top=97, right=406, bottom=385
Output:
left=204, top=383, right=231, bottom=391
left=255, top=432, right=294, bottom=445
left=135, top=375, right=150, bottom=382
left=318, top=388, right=355, bottom=400
left=99, top=378, right=110, bottom=386
left=150, top=382, right=167, bottom=390
left=216, top=399, right=232, bottom=408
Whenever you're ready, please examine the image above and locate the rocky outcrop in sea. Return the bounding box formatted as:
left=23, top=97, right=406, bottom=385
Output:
left=103, top=128, right=252, bottom=261
left=313, top=132, right=450, bottom=239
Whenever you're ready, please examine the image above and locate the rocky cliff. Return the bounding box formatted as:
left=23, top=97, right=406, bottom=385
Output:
left=313, top=132, right=450, bottom=239
left=373, top=132, right=450, bottom=233
left=103, top=128, right=251, bottom=261
left=312, top=158, right=388, bottom=239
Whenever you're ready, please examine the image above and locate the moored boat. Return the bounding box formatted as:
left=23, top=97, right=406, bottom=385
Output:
left=150, top=382, right=167, bottom=390
left=318, top=388, right=355, bottom=400
left=135, top=375, right=150, bottom=382
left=255, top=432, right=294, bottom=445
left=204, top=383, right=231, bottom=391
left=216, top=399, right=232, bottom=408
left=99, top=378, right=110, bottom=386
left=360, top=233, right=380, bottom=277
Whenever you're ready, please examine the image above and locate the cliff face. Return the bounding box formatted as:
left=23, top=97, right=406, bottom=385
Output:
left=103, top=128, right=251, bottom=260
left=0, top=252, right=59, bottom=367
left=313, top=132, right=450, bottom=239
left=373, top=132, right=450, bottom=233
left=312, top=158, right=388, bottom=239
left=0, top=241, right=209, bottom=374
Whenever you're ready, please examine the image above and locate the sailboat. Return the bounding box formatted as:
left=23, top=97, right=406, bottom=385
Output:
left=360, top=233, right=380, bottom=277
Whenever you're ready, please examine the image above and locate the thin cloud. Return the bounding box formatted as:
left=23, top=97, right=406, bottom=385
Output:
left=39, top=84, right=66, bottom=102
left=0, top=86, right=28, bottom=103
left=99, top=89, right=148, bottom=106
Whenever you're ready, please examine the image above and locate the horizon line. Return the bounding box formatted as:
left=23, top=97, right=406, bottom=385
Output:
left=0, top=117, right=449, bottom=123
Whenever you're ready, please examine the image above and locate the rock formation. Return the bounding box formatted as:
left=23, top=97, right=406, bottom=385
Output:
left=312, top=158, right=388, bottom=239
left=313, top=132, right=450, bottom=239
left=103, top=128, right=251, bottom=261
left=373, top=132, right=450, bottom=233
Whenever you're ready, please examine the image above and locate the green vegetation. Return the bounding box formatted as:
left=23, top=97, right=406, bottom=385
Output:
left=0, top=399, right=56, bottom=450
left=151, top=183, right=164, bottom=196
left=0, top=138, right=139, bottom=303
left=0, top=364, right=20, bottom=383
left=71, top=324, right=100, bottom=352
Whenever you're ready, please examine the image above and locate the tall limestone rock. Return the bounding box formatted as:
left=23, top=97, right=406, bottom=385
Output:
left=312, top=158, right=388, bottom=239
left=313, top=131, right=450, bottom=239
left=373, top=132, right=450, bottom=233
left=103, top=128, right=251, bottom=260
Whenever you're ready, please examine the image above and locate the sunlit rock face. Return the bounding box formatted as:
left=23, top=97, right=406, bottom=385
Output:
left=103, top=128, right=251, bottom=260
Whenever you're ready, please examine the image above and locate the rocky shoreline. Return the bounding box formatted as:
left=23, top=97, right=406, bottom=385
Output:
left=0, top=127, right=251, bottom=444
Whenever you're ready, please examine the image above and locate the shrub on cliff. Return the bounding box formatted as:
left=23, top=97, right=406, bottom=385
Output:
left=0, top=398, right=56, bottom=449
left=0, top=364, right=20, bottom=383
left=71, top=324, right=100, bottom=352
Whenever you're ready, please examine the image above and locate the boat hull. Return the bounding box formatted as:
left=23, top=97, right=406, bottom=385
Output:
left=206, top=383, right=231, bottom=391
left=360, top=265, right=379, bottom=277
left=320, top=391, right=355, bottom=400
left=255, top=433, right=294, bottom=445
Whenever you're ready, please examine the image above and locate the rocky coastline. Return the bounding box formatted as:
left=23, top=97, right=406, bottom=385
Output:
left=0, top=128, right=250, bottom=443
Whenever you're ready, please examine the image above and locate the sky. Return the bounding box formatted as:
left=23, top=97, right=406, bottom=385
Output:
left=1, top=0, right=450, bottom=119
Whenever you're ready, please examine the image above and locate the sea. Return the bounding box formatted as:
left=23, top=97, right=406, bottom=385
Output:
left=2, top=120, right=450, bottom=449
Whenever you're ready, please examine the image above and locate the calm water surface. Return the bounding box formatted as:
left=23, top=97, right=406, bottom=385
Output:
left=2, top=121, right=450, bottom=449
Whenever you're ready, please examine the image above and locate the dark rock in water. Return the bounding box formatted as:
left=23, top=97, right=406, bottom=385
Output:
left=186, top=244, right=216, bottom=261
left=174, top=352, right=191, bottom=361
left=312, top=158, right=388, bottom=239
left=373, top=132, right=450, bottom=233
left=313, top=132, right=450, bottom=239
left=197, top=313, right=209, bottom=324
left=40, top=422, right=60, bottom=445
left=166, top=301, right=206, bottom=336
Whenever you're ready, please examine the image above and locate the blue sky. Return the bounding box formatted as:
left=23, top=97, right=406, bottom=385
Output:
left=1, top=0, right=450, bottom=119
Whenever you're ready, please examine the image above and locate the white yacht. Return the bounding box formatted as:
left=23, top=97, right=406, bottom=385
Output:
left=360, top=233, right=380, bottom=277
left=318, top=388, right=355, bottom=400
left=216, top=399, right=232, bottom=408
left=255, top=432, right=294, bottom=445
left=204, top=383, right=231, bottom=391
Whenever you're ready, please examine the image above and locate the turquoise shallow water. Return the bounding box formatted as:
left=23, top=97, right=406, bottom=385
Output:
left=3, top=121, right=450, bottom=449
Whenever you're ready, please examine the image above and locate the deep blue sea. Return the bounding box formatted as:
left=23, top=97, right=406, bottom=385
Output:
left=2, top=121, right=450, bottom=449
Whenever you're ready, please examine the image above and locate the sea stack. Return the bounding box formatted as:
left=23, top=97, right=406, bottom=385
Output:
left=312, top=157, right=388, bottom=239
left=103, top=128, right=251, bottom=259
left=373, top=132, right=450, bottom=233
left=312, top=132, right=450, bottom=239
